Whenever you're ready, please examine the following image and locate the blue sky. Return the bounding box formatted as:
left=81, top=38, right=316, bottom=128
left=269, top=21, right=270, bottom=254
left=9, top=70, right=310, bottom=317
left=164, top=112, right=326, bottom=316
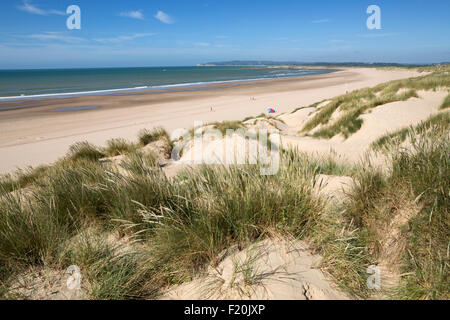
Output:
left=0, top=0, right=449, bottom=69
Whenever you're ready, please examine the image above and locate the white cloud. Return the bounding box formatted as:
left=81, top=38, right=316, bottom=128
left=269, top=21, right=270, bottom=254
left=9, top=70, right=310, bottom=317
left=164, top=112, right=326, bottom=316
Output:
left=357, top=33, right=399, bottom=38
left=154, top=10, right=174, bottom=24
left=312, top=19, right=332, bottom=24
left=18, top=0, right=65, bottom=16
left=119, top=10, right=144, bottom=20
left=194, top=42, right=211, bottom=47
left=93, top=33, right=156, bottom=44
left=25, top=32, right=84, bottom=43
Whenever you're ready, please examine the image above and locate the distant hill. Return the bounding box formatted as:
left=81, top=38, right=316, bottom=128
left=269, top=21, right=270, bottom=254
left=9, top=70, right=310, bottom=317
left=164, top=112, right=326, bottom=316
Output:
left=200, top=60, right=448, bottom=67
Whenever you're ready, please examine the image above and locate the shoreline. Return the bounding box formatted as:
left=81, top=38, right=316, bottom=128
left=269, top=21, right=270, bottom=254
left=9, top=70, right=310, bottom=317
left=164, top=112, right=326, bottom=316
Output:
left=0, top=67, right=423, bottom=174
left=0, top=69, right=350, bottom=116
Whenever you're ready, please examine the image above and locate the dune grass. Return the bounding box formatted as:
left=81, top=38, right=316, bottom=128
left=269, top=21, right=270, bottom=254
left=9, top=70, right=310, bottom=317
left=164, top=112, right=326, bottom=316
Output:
left=104, top=138, right=138, bottom=157
left=291, top=102, right=320, bottom=114
left=186, top=121, right=245, bottom=139
left=138, top=127, right=171, bottom=146
left=243, top=113, right=285, bottom=123
left=309, top=89, right=419, bottom=139
left=67, top=141, right=106, bottom=162
left=1, top=132, right=447, bottom=299
left=440, top=94, right=450, bottom=110
left=391, top=133, right=449, bottom=299
left=371, top=111, right=450, bottom=152
left=143, top=160, right=323, bottom=285
left=339, top=122, right=449, bottom=299
left=0, top=165, right=49, bottom=195
left=301, top=66, right=449, bottom=139
left=281, top=148, right=357, bottom=177
left=212, top=120, right=245, bottom=134
left=0, top=145, right=330, bottom=299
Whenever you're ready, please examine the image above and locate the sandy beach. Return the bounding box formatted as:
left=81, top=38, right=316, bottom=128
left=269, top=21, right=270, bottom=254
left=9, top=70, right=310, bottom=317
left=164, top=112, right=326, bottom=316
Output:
left=0, top=67, right=422, bottom=173
left=2, top=0, right=448, bottom=303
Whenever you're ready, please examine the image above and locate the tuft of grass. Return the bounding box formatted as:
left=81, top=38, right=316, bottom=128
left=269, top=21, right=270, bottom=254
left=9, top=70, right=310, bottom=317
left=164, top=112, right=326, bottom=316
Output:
left=186, top=120, right=245, bottom=139
left=138, top=127, right=171, bottom=146
left=291, top=102, right=320, bottom=114
left=312, top=109, right=364, bottom=139
left=310, top=202, right=373, bottom=298
left=439, top=93, right=450, bottom=110
left=371, top=111, right=450, bottom=152
left=212, top=121, right=245, bottom=135
left=104, top=138, right=137, bottom=157
left=0, top=165, right=48, bottom=195
left=281, top=148, right=357, bottom=176
left=302, top=100, right=343, bottom=132
left=58, top=230, right=154, bottom=299
left=67, top=141, right=106, bottom=162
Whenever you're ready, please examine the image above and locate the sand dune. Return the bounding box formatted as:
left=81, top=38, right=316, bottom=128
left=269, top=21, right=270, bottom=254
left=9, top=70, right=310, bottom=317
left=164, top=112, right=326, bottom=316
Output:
left=161, top=238, right=348, bottom=300
left=281, top=90, right=448, bottom=163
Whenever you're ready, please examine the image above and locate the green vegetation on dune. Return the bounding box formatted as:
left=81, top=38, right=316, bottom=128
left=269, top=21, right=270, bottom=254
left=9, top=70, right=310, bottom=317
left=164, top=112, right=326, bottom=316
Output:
left=3, top=123, right=446, bottom=299
left=308, top=118, right=449, bottom=299
left=186, top=120, right=245, bottom=138
left=0, top=128, right=173, bottom=198
left=0, top=118, right=363, bottom=299
left=243, top=113, right=285, bottom=123
left=0, top=165, right=49, bottom=196
left=307, top=89, right=419, bottom=139
left=440, top=94, right=450, bottom=110
left=213, top=120, right=245, bottom=134
left=343, top=123, right=449, bottom=299
left=300, top=66, right=450, bottom=139
left=67, top=141, right=106, bottom=162
left=138, top=127, right=171, bottom=146
left=290, top=102, right=321, bottom=115
left=281, top=148, right=357, bottom=177
left=371, top=112, right=450, bottom=152
left=104, top=138, right=138, bottom=157
left=0, top=146, right=332, bottom=298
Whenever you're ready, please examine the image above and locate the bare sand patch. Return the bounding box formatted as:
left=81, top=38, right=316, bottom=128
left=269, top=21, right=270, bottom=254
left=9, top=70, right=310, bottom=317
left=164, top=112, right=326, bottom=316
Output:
left=161, top=238, right=348, bottom=300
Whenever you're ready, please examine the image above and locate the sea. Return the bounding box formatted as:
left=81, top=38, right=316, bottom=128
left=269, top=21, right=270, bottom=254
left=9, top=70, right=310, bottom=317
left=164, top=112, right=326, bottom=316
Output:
left=0, top=66, right=336, bottom=100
